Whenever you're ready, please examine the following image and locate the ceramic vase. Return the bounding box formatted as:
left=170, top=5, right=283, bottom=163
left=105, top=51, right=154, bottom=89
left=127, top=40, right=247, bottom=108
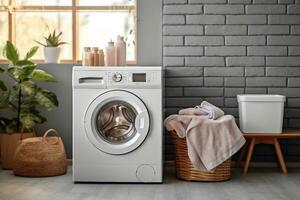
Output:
left=44, top=47, right=61, bottom=63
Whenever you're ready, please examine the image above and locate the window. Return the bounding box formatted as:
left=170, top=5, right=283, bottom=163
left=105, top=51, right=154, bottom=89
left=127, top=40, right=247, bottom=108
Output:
left=0, top=0, right=136, bottom=64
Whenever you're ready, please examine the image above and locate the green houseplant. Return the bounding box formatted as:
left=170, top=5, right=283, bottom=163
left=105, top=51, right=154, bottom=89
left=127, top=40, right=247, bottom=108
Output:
left=0, top=67, right=6, bottom=91
left=0, top=41, right=58, bottom=169
left=36, top=29, right=66, bottom=63
left=0, top=66, right=7, bottom=162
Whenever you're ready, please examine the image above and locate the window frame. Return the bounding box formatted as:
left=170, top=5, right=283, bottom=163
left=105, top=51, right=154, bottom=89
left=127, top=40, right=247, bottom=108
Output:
left=0, top=0, right=136, bottom=64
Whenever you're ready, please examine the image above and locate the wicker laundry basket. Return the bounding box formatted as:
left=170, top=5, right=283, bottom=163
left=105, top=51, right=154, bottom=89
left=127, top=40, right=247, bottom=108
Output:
left=13, top=129, right=68, bottom=177
left=169, top=130, right=231, bottom=182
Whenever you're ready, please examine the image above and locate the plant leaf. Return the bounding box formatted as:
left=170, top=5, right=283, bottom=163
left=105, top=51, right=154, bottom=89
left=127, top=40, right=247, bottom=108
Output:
left=57, top=42, right=67, bottom=46
left=7, top=90, right=18, bottom=105
left=35, top=89, right=58, bottom=111
left=21, top=81, right=37, bottom=96
left=45, top=90, right=59, bottom=107
left=7, top=67, right=21, bottom=81
left=8, top=85, right=20, bottom=103
left=5, top=119, right=18, bottom=133
left=4, top=41, right=19, bottom=65
left=31, top=69, right=56, bottom=82
left=0, top=80, right=7, bottom=91
left=0, top=90, right=9, bottom=108
left=35, top=40, right=46, bottom=47
left=8, top=65, right=36, bottom=81
left=19, top=112, right=46, bottom=129
left=16, top=60, right=35, bottom=66
left=0, top=117, right=10, bottom=131
left=22, top=65, right=36, bottom=78
left=24, top=46, right=39, bottom=60
left=20, top=113, right=36, bottom=130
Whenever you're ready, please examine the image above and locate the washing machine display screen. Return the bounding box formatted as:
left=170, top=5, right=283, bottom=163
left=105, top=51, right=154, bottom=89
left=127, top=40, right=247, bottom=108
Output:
left=95, top=101, right=137, bottom=144
left=132, top=73, right=146, bottom=82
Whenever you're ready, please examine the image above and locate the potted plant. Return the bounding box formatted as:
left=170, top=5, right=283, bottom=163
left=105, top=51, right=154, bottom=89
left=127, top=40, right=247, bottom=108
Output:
left=36, top=29, right=66, bottom=63
left=0, top=41, right=58, bottom=169
left=0, top=66, right=7, bottom=160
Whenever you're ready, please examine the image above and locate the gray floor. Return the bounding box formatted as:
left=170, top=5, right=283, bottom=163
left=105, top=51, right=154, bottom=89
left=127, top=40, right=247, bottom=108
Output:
left=1, top=167, right=300, bottom=200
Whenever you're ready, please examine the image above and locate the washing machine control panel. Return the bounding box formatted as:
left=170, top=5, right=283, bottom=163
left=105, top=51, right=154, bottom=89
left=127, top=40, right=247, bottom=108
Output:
left=107, top=71, right=161, bottom=88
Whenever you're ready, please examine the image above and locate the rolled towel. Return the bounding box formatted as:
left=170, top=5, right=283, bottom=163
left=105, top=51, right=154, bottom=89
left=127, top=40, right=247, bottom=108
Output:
left=195, top=101, right=224, bottom=120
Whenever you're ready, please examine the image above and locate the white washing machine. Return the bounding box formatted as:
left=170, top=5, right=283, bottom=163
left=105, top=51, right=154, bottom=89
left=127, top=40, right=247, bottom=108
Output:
left=72, top=66, right=163, bottom=183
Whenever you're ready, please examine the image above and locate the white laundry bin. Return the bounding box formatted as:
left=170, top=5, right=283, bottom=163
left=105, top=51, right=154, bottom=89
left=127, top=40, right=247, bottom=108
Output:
left=237, top=95, right=286, bottom=134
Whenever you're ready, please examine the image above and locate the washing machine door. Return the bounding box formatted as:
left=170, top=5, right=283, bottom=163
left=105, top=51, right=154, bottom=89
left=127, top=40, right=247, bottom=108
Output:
left=84, top=90, right=150, bottom=155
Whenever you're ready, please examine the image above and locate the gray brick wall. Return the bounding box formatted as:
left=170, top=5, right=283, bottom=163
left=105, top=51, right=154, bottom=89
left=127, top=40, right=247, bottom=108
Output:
left=163, top=0, right=300, bottom=162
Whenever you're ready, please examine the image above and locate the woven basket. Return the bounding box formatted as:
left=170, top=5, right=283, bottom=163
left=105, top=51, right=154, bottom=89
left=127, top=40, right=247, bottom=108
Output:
left=169, top=130, right=231, bottom=182
left=13, top=129, right=68, bottom=177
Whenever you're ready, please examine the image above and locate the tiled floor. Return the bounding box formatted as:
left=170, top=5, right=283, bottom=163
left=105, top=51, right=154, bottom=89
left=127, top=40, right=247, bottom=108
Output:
left=1, top=167, right=300, bottom=200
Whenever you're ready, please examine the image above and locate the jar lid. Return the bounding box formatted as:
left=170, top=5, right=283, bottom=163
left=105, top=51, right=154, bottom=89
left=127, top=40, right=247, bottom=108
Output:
left=83, top=47, right=91, bottom=52
left=92, top=47, right=99, bottom=51
left=108, top=39, right=114, bottom=46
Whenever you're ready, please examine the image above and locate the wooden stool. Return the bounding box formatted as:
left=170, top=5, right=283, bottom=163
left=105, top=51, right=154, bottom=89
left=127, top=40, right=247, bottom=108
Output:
left=237, top=130, right=300, bottom=174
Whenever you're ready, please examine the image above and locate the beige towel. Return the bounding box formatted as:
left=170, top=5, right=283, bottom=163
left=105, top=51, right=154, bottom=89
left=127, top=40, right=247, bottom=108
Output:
left=164, top=114, right=245, bottom=171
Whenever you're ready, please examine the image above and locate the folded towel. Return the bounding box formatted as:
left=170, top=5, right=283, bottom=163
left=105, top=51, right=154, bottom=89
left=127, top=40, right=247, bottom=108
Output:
left=179, top=101, right=224, bottom=120
left=196, top=101, right=225, bottom=119
left=164, top=114, right=245, bottom=172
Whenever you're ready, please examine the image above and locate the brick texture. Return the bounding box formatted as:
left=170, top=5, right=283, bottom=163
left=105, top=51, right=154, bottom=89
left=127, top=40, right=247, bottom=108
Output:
left=163, top=0, right=300, bottom=161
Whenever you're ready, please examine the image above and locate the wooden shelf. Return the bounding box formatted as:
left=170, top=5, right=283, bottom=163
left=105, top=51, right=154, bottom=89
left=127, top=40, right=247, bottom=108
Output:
left=243, top=130, right=300, bottom=138
left=238, top=130, right=300, bottom=175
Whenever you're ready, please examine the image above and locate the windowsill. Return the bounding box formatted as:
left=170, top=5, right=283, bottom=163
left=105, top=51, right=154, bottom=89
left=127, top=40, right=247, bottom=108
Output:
left=0, top=60, right=137, bottom=66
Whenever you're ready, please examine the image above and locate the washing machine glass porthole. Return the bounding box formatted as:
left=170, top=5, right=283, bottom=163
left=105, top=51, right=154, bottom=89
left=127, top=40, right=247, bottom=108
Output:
left=95, top=100, right=137, bottom=144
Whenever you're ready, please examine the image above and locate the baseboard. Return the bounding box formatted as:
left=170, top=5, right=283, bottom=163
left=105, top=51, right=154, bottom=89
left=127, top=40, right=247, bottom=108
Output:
left=68, top=159, right=300, bottom=168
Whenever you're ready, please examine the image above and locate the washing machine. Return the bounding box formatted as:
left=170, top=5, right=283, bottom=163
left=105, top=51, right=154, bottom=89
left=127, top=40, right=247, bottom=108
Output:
left=72, top=66, right=163, bottom=183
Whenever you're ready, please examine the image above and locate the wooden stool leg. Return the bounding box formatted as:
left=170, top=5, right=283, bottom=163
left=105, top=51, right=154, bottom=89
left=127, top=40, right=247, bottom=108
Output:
left=243, top=138, right=256, bottom=175
left=273, top=138, right=287, bottom=174
left=237, top=140, right=248, bottom=168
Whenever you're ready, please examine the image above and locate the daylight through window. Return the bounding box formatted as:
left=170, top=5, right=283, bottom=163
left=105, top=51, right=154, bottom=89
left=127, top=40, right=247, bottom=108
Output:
left=0, top=0, right=136, bottom=64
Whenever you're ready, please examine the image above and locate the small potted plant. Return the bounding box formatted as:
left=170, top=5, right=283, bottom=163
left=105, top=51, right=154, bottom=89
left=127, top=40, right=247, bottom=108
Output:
left=36, top=29, right=66, bottom=63
left=0, top=41, right=58, bottom=169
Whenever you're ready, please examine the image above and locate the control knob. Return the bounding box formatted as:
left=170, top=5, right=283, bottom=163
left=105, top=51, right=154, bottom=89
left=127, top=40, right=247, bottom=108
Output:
left=112, top=73, right=122, bottom=82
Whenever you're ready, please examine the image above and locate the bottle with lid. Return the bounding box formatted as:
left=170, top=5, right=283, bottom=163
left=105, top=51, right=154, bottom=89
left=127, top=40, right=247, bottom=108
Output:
left=105, top=40, right=117, bottom=66
left=82, top=47, right=91, bottom=66
left=116, top=36, right=127, bottom=66
left=89, top=48, right=94, bottom=66
left=92, top=47, right=100, bottom=66
left=99, top=49, right=105, bottom=66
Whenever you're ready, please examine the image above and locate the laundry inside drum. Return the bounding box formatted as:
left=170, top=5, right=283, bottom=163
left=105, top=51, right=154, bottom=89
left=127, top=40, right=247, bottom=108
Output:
left=95, top=101, right=137, bottom=144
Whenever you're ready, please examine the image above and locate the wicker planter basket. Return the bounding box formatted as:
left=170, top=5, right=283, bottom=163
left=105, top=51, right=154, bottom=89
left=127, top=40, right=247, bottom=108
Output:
left=169, top=130, right=231, bottom=182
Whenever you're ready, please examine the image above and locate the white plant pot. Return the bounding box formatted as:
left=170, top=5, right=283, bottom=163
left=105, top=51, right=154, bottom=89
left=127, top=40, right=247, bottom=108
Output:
left=44, top=47, right=61, bottom=63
